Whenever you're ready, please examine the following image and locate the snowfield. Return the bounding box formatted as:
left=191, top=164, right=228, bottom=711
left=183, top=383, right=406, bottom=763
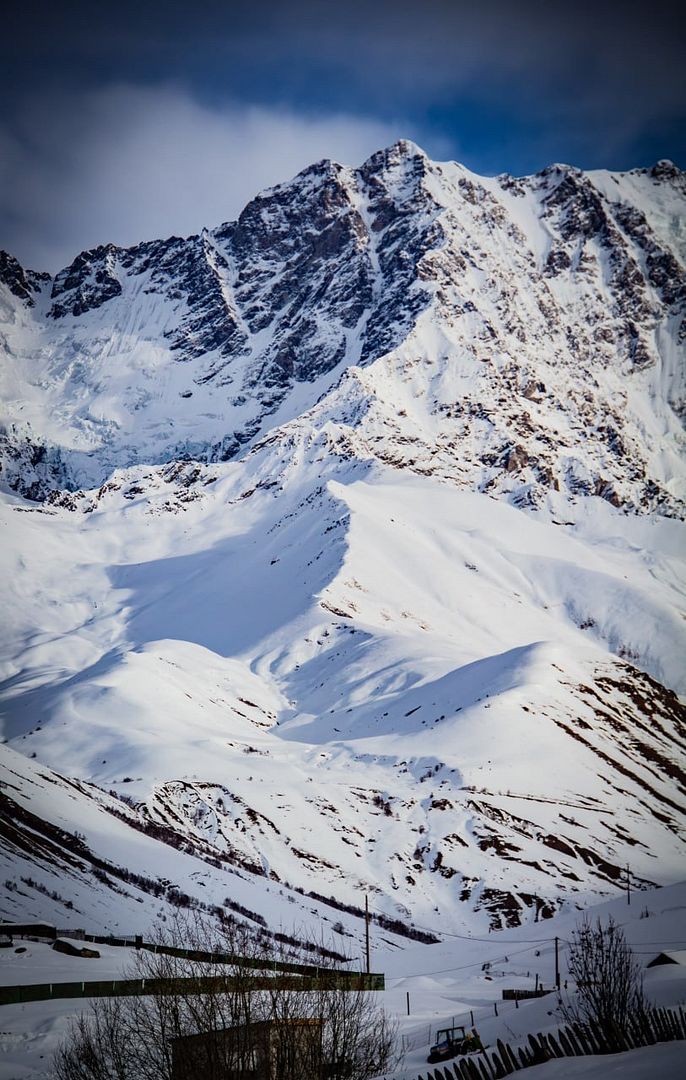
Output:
left=2, top=453, right=685, bottom=935
left=1, top=881, right=685, bottom=1079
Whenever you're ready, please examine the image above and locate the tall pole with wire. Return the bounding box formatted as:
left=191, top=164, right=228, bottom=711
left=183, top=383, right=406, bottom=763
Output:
left=365, top=893, right=371, bottom=974
left=627, top=863, right=632, bottom=905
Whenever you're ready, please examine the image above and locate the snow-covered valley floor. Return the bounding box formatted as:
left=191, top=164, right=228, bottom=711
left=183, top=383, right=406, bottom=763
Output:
left=1, top=881, right=685, bottom=1079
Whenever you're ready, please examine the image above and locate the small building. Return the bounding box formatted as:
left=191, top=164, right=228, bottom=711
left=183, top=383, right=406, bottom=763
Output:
left=502, top=987, right=553, bottom=1000
left=0, top=922, right=56, bottom=940
left=646, top=950, right=686, bottom=968
left=52, top=938, right=100, bottom=959
left=171, top=1018, right=324, bottom=1080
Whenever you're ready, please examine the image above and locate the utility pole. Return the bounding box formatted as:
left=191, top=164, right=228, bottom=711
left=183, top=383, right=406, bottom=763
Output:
left=626, top=863, right=631, bottom=906
left=365, top=894, right=371, bottom=974
left=554, top=936, right=560, bottom=990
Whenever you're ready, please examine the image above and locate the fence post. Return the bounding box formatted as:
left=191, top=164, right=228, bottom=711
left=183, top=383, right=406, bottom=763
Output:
left=664, top=1007, right=677, bottom=1040
left=496, top=1038, right=519, bottom=1072
left=659, top=1009, right=673, bottom=1041
left=547, top=1032, right=564, bottom=1058
left=465, top=1057, right=482, bottom=1079
left=589, top=1019, right=611, bottom=1053
left=487, top=1049, right=506, bottom=1077
left=477, top=1055, right=495, bottom=1079
left=517, top=1046, right=532, bottom=1069
left=527, top=1033, right=543, bottom=1062
left=557, top=1027, right=575, bottom=1056
left=661, top=1007, right=674, bottom=1040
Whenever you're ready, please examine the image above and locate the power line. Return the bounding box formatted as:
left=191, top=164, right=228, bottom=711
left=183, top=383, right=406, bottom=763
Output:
left=388, top=958, right=500, bottom=978
left=385, top=936, right=686, bottom=980
left=625, top=940, right=686, bottom=946
left=410, top=923, right=558, bottom=945
left=558, top=935, right=686, bottom=946
left=632, top=947, right=686, bottom=954
left=386, top=942, right=548, bottom=980
left=414, top=919, right=686, bottom=949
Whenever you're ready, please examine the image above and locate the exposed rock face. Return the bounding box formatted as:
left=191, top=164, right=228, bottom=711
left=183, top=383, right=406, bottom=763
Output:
left=0, top=250, right=49, bottom=306
left=49, top=244, right=124, bottom=317
left=0, top=426, right=71, bottom=501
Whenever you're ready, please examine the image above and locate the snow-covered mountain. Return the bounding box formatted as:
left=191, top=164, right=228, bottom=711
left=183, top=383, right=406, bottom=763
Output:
left=1, top=141, right=685, bottom=946
left=2, top=141, right=684, bottom=511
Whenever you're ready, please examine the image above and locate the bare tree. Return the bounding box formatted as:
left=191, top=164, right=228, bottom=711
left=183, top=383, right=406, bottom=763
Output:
left=54, top=914, right=398, bottom=1080
left=561, top=915, right=647, bottom=1036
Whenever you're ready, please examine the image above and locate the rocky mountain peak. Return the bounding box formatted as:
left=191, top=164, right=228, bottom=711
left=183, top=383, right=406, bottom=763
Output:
left=649, top=158, right=684, bottom=184
left=0, top=143, right=684, bottom=515
left=0, top=249, right=50, bottom=306
left=364, top=137, right=428, bottom=167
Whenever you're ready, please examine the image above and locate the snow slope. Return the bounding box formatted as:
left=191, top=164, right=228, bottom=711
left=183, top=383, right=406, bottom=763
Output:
left=1, top=436, right=684, bottom=936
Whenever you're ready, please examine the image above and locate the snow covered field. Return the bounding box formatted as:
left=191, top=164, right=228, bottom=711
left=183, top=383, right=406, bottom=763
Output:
left=379, top=881, right=686, bottom=1077
left=1, top=882, right=685, bottom=1079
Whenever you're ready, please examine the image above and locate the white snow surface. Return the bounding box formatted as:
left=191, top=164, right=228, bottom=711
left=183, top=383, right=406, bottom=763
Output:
left=1, top=882, right=685, bottom=1079
left=1, top=435, right=684, bottom=933
left=0, top=143, right=685, bottom=1049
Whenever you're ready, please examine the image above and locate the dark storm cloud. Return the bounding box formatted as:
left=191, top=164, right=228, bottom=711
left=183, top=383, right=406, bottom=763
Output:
left=1, top=1, right=684, bottom=271
left=6, top=1, right=684, bottom=119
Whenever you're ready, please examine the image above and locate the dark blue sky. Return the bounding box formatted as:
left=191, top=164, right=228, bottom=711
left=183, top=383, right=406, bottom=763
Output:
left=2, top=0, right=684, bottom=271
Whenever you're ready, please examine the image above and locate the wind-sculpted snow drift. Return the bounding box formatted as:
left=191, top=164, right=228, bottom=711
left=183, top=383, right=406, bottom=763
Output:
left=1, top=142, right=685, bottom=946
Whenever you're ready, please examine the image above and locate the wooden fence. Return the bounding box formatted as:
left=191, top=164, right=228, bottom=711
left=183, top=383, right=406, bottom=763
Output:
left=382, top=1007, right=686, bottom=1080
left=0, top=923, right=383, bottom=995
left=0, top=970, right=384, bottom=1007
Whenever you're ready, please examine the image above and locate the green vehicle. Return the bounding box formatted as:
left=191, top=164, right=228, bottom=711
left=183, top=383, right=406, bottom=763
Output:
left=427, top=1025, right=482, bottom=1063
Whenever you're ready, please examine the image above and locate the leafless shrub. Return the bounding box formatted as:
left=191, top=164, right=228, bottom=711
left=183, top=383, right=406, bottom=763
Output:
left=54, top=913, right=398, bottom=1080
left=561, top=915, right=647, bottom=1034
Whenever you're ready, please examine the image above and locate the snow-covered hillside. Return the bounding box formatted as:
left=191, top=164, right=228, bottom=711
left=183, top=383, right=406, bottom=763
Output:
left=1, top=142, right=685, bottom=944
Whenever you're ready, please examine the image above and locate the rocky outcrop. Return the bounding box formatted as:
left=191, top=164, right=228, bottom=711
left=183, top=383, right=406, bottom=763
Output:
left=0, top=250, right=49, bottom=306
